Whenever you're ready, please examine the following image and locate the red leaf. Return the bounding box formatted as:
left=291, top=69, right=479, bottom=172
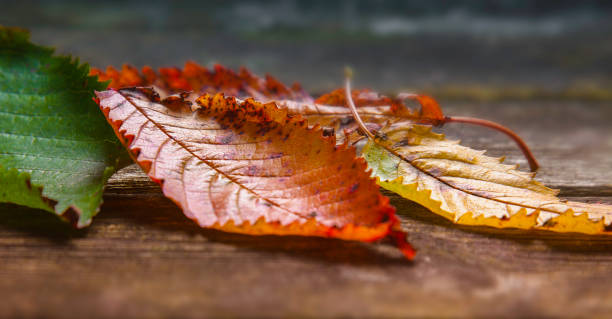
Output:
left=91, top=62, right=311, bottom=102
left=90, top=63, right=440, bottom=132
left=96, top=88, right=414, bottom=259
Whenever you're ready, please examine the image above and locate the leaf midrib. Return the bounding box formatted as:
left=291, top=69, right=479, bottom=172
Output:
left=374, top=138, right=586, bottom=216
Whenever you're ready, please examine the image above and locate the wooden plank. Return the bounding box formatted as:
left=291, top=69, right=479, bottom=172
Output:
left=1, top=195, right=611, bottom=318
left=1, top=101, right=611, bottom=318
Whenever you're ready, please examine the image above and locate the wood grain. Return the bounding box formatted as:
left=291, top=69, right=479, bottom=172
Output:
left=1, top=101, right=611, bottom=318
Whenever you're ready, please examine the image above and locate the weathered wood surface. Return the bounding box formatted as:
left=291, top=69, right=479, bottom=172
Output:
left=1, top=101, right=611, bottom=318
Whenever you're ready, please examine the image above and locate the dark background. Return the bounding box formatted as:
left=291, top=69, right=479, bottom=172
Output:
left=2, top=0, right=611, bottom=97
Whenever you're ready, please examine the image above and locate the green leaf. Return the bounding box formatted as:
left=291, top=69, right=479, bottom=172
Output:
left=0, top=26, right=123, bottom=227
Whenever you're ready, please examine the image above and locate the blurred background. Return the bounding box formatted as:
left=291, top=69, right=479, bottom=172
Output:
left=1, top=0, right=611, bottom=99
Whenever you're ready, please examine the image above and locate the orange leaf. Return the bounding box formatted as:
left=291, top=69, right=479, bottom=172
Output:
left=96, top=88, right=414, bottom=259
left=313, top=89, right=444, bottom=130
left=90, top=63, right=442, bottom=133
left=316, top=88, right=402, bottom=109
left=91, top=62, right=310, bottom=102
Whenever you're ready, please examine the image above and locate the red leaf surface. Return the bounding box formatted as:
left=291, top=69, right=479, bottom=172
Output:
left=96, top=87, right=414, bottom=259
left=91, top=62, right=311, bottom=102
left=90, top=62, right=442, bottom=130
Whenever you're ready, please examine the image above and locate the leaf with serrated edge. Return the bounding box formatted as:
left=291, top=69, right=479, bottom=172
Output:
left=91, top=62, right=311, bottom=103
left=90, top=63, right=437, bottom=133
left=0, top=27, right=123, bottom=227
left=362, top=124, right=612, bottom=234
left=96, top=88, right=414, bottom=259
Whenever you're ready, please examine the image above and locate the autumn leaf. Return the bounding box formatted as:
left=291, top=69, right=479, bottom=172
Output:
left=89, top=62, right=439, bottom=132
left=90, top=62, right=311, bottom=102
left=340, top=79, right=612, bottom=234
left=96, top=87, right=415, bottom=259
left=0, top=26, right=124, bottom=227
left=362, top=126, right=612, bottom=234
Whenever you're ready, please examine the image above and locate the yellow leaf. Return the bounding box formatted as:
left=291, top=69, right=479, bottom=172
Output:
left=362, top=124, right=612, bottom=234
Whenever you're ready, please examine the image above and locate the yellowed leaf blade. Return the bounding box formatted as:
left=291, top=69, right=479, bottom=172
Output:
left=362, top=124, right=612, bottom=234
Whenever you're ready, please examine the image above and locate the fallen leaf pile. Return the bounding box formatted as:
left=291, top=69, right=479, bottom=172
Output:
left=2, top=26, right=611, bottom=260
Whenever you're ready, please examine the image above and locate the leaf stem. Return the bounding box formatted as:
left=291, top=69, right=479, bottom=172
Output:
left=344, top=67, right=375, bottom=140
left=442, top=116, right=540, bottom=172
left=345, top=70, right=416, bottom=260
left=349, top=77, right=539, bottom=172
left=398, top=92, right=540, bottom=172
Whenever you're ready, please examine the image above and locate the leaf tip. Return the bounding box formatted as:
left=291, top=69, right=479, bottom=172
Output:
left=389, top=228, right=416, bottom=260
